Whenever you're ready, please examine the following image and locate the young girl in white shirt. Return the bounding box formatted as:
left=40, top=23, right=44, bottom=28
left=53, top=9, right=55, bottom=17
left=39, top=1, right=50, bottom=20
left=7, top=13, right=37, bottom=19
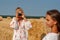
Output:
left=42, top=9, right=60, bottom=40
left=10, top=7, right=32, bottom=40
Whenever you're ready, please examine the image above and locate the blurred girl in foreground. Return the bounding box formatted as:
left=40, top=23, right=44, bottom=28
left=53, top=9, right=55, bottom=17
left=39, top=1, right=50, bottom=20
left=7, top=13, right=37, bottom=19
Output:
left=10, top=7, right=32, bottom=40
left=42, top=9, right=60, bottom=40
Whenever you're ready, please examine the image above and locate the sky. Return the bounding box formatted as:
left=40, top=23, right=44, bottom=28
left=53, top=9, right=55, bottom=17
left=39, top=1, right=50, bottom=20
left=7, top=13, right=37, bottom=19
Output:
left=0, top=0, right=60, bottom=16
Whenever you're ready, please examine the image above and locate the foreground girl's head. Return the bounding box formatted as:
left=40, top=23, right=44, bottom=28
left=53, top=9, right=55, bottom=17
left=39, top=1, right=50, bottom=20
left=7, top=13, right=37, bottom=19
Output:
left=46, top=9, right=60, bottom=32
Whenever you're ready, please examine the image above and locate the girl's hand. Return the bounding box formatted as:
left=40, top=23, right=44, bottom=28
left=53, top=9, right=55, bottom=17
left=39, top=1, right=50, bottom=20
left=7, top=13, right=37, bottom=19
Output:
left=22, top=15, right=28, bottom=21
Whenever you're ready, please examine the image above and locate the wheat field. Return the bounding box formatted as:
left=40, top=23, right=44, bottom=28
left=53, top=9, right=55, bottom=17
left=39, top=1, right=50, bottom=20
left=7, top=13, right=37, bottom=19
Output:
left=0, top=17, right=51, bottom=40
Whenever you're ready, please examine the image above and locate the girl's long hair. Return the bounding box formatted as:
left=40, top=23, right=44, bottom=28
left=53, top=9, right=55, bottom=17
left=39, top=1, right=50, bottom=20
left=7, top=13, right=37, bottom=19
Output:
left=46, top=9, right=60, bottom=32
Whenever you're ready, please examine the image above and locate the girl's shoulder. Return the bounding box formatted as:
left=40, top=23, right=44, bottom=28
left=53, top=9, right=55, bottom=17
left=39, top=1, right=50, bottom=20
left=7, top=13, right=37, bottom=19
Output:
left=12, top=17, right=17, bottom=21
left=46, top=32, right=59, bottom=37
left=43, top=33, right=59, bottom=40
left=12, top=17, right=16, bottom=19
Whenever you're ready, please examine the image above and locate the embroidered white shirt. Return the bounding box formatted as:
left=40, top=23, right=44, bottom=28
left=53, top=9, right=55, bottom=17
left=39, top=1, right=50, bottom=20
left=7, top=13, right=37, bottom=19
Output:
left=10, top=17, right=32, bottom=40
left=42, top=32, right=59, bottom=40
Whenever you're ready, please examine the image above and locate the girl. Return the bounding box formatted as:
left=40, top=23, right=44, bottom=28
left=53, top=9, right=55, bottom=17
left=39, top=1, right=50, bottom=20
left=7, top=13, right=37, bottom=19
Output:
left=10, top=7, right=32, bottom=40
left=42, top=9, right=60, bottom=40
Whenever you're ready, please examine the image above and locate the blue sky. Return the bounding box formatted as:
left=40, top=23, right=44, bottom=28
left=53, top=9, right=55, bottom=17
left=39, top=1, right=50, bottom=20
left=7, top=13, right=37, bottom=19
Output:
left=0, top=0, right=60, bottom=16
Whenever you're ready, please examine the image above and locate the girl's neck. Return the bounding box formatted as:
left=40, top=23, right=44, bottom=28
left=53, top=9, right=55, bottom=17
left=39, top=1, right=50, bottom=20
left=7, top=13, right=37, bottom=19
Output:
left=17, top=18, right=23, bottom=23
left=51, top=25, right=58, bottom=33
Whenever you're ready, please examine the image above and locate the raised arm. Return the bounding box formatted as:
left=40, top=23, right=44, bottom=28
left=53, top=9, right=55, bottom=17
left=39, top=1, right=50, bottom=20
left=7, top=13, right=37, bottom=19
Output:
left=10, top=17, right=19, bottom=30
left=25, top=20, right=32, bottom=30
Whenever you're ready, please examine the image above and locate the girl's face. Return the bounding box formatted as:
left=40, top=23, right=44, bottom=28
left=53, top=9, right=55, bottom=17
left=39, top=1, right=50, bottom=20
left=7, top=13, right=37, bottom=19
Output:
left=46, top=14, right=57, bottom=28
left=16, top=9, right=23, bottom=18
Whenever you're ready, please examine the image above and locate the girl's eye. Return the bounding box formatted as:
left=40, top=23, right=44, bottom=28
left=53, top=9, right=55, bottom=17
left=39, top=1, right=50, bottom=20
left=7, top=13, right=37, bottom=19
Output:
left=46, top=19, right=49, bottom=21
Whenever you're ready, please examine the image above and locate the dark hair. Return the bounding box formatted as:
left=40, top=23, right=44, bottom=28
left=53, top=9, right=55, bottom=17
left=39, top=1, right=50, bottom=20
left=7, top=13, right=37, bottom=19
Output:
left=16, top=7, right=24, bottom=13
left=46, top=9, right=60, bottom=32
